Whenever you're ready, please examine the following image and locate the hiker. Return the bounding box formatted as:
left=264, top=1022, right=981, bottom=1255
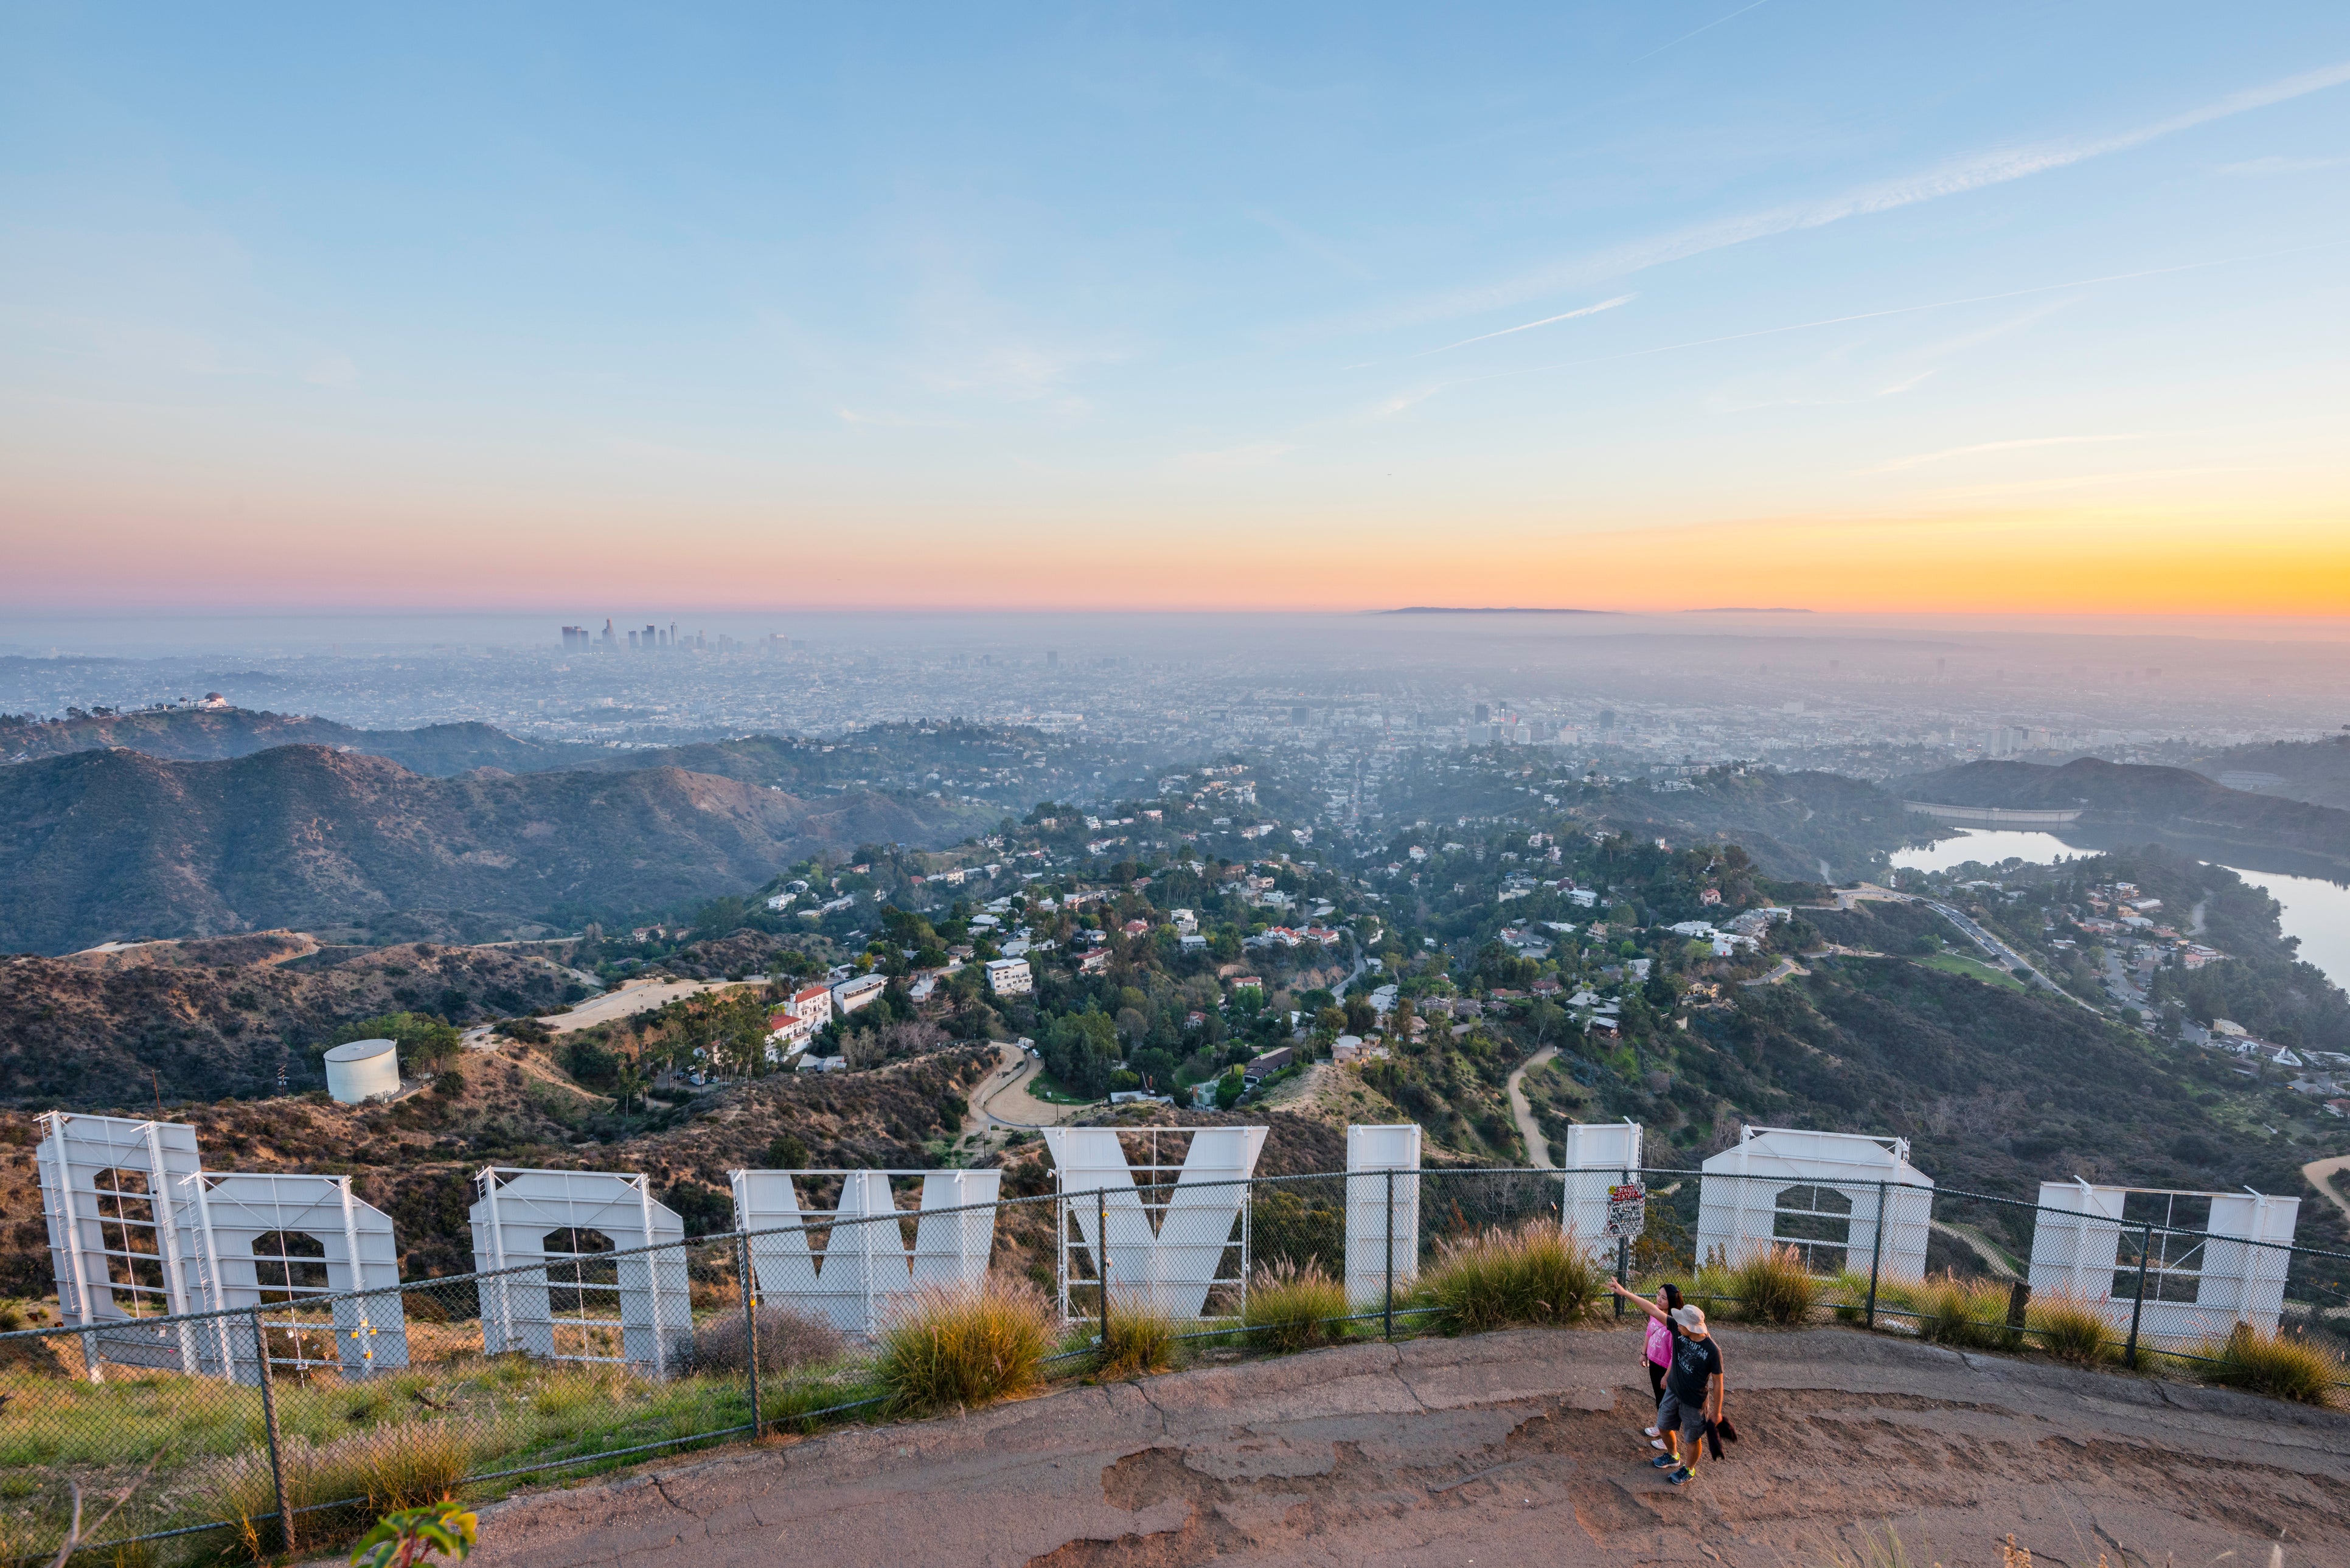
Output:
left=1608, top=1279, right=1724, bottom=1486
left=1640, top=1284, right=1684, bottom=1451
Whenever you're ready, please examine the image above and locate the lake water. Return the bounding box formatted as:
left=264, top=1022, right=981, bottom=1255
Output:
left=1891, top=828, right=2350, bottom=993
left=1889, top=830, right=2082, bottom=875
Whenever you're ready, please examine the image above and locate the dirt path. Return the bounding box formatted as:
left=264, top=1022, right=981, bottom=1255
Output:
left=1506, top=1045, right=1559, bottom=1168
left=544, top=977, right=760, bottom=1033
left=2302, top=1153, right=2350, bottom=1225
left=463, top=1325, right=2350, bottom=1568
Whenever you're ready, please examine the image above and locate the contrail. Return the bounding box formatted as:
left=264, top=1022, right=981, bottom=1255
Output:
left=1401, top=237, right=2350, bottom=401
left=1422, top=294, right=1638, bottom=356
left=1631, top=0, right=1771, bottom=64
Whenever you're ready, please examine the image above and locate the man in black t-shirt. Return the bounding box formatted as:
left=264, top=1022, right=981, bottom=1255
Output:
left=1608, top=1279, right=1725, bottom=1484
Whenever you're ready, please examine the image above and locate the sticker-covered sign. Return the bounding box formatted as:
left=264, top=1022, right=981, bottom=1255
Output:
left=1602, top=1182, right=1646, bottom=1241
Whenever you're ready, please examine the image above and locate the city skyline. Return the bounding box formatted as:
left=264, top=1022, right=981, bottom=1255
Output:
left=5, top=4, right=2348, bottom=614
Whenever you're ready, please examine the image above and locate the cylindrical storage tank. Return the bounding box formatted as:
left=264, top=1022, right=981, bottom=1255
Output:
left=324, top=1037, right=402, bottom=1103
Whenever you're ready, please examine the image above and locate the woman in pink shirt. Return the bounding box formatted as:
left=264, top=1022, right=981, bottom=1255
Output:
left=1642, top=1284, right=1684, bottom=1447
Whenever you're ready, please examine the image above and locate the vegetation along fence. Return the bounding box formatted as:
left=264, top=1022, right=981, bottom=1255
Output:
left=4, top=1165, right=2345, bottom=1564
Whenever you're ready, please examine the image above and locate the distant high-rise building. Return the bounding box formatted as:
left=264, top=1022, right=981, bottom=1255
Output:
left=1292, top=706, right=1309, bottom=726
left=1474, top=703, right=1490, bottom=724
left=1047, top=650, right=1058, bottom=667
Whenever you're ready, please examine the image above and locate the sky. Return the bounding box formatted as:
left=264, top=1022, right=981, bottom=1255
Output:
left=4, top=2, right=2349, bottom=616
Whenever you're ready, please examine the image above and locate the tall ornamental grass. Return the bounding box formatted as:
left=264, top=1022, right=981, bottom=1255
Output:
left=1422, top=1223, right=1606, bottom=1334
left=1098, top=1297, right=1183, bottom=1379
left=2189, top=1323, right=2343, bottom=1406
left=2023, top=1290, right=2115, bottom=1365
left=875, top=1282, right=1054, bottom=1415
left=1241, top=1259, right=1351, bottom=1352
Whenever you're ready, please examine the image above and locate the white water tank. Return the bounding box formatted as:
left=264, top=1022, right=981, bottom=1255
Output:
left=324, top=1037, right=401, bottom=1103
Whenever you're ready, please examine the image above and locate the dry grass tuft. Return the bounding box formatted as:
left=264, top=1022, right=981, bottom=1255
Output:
left=1242, top=1258, right=1351, bottom=1353
left=1907, top=1273, right=2020, bottom=1350
left=689, top=1305, right=848, bottom=1378
left=1727, top=1244, right=1820, bottom=1325
left=2189, top=1322, right=2343, bottom=1406
left=1422, top=1223, right=1607, bottom=1334
left=1099, top=1297, right=1183, bottom=1379
left=875, top=1281, right=1055, bottom=1414
left=2023, top=1290, right=2115, bottom=1365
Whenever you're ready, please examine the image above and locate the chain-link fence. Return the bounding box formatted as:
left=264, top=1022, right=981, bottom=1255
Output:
left=5, top=1162, right=2345, bottom=1564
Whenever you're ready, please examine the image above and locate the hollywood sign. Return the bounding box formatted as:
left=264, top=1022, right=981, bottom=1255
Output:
left=37, top=1109, right=2307, bottom=1382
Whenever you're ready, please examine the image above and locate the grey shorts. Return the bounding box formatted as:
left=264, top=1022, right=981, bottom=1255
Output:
left=1655, top=1390, right=1708, bottom=1448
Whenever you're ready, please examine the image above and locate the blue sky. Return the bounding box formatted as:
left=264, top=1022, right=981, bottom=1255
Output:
left=4, top=2, right=2348, bottom=611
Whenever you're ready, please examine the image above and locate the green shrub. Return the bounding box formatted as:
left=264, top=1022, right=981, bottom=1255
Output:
left=1242, top=1258, right=1351, bottom=1352
left=876, top=1281, right=1054, bottom=1414
left=2025, top=1289, right=2115, bottom=1365
left=1422, top=1223, right=1606, bottom=1334
left=2191, top=1323, right=2343, bottom=1406
left=1099, top=1296, right=1183, bottom=1379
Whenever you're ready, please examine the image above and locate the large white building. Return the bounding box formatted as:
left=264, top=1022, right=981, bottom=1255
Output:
left=830, top=973, right=888, bottom=1017
left=985, top=957, right=1033, bottom=996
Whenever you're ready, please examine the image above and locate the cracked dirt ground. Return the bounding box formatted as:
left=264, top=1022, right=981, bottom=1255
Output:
left=461, top=1327, right=2349, bottom=1568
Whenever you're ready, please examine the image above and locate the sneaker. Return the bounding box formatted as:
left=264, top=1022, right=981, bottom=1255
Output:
left=1650, top=1439, right=1666, bottom=1451
left=1666, top=1467, right=1696, bottom=1486
left=1643, top=1426, right=1660, bottom=1437
left=1650, top=1454, right=1678, bottom=1469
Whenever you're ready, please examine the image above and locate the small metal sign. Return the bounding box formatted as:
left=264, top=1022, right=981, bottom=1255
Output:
left=1602, top=1182, right=1647, bottom=1241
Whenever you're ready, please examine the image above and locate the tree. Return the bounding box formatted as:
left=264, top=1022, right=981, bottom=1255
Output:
left=1215, top=1066, right=1245, bottom=1109
left=322, top=1012, right=462, bottom=1072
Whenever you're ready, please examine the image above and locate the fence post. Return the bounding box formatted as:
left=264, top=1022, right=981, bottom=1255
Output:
left=737, top=1230, right=761, bottom=1439
left=252, top=1306, right=296, bottom=1555
left=1866, top=1181, right=1886, bottom=1329
left=1612, top=1166, right=1627, bottom=1320
left=2125, top=1221, right=2152, bottom=1369
left=1383, top=1167, right=1396, bottom=1341
left=1097, top=1187, right=1110, bottom=1350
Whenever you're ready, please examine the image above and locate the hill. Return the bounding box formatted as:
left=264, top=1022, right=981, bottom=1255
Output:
left=0, top=706, right=588, bottom=775
left=1900, top=757, right=2350, bottom=873
left=0, top=745, right=976, bottom=954
left=0, top=934, right=596, bottom=1105
left=1574, top=768, right=1914, bottom=883
left=2185, top=732, right=2350, bottom=810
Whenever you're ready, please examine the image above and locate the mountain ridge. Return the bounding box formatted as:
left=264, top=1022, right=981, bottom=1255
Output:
left=0, top=744, right=979, bottom=954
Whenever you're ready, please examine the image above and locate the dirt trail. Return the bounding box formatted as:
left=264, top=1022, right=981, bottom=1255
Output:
left=1506, top=1045, right=1559, bottom=1168
left=2303, top=1154, right=2350, bottom=1225
left=544, top=977, right=759, bottom=1033
left=462, top=1325, right=2350, bottom=1568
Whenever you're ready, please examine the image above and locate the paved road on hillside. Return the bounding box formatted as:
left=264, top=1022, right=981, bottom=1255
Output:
left=464, top=1326, right=2350, bottom=1568
left=976, top=1042, right=1088, bottom=1130
left=1505, top=1045, right=1559, bottom=1168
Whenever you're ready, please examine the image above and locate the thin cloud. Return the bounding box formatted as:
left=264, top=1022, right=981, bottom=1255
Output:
left=1862, top=434, right=2146, bottom=474
left=1630, top=0, right=1771, bottom=65
left=2217, top=153, right=2347, bottom=175
left=1380, top=59, right=2350, bottom=331
left=1422, top=294, right=1636, bottom=356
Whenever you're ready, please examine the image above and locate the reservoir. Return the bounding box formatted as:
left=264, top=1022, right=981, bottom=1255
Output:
left=1891, top=829, right=2350, bottom=994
